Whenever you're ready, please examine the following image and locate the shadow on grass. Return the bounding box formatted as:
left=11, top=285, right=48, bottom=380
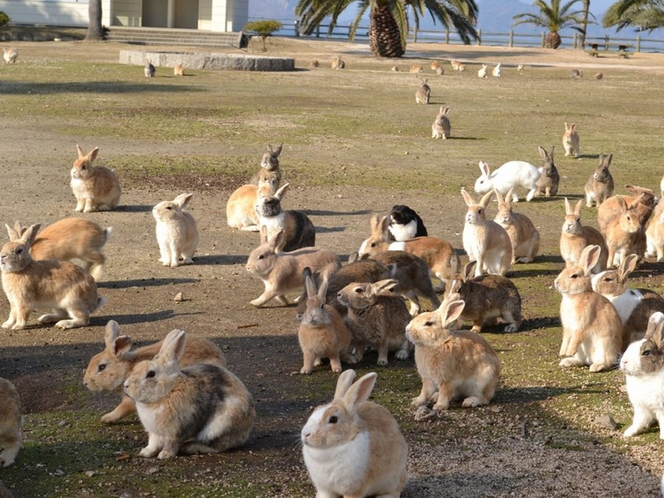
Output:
left=98, top=277, right=199, bottom=289
left=115, top=204, right=154, bottom=213
left=96, top=310, right=206, bottom=325
left=194, top=254, right=247, bottom=266
left=0, top=81, right=204, bottom=95
left=306, top=209, right=372, bottom=216
left=315, top=226, right=345, bottom=233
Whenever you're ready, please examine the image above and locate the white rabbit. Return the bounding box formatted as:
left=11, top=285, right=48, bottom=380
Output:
left=473, top=160, right=540, bottom=202
left=153, top=193, right=199, bottom=267
left=301, top=370, right=408, bottom=497
left=477, top=64, right=488, bottom=78
left=492, top=63, right=501, bottom=77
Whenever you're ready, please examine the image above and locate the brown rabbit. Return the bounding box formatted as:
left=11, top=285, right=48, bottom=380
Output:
left=494, top=189, right=540, bottom=263
left=415, top=79, right=431, bottom=104
left=562, top=122, right=580, bottom=157
left=597, top=185, right=656, bottom=234
left=331, top=56, right=345, bottom=69
left=70, top=145, right=121, bottom=212
left=534, top=145, right=559, bottom=197
left=173, top=63, right=185, bottom=76
left=560, top=198, right=608, bottom=272
left=584, top=154, right=614, bottom=208
left=604, top=195, right=642, bottom=268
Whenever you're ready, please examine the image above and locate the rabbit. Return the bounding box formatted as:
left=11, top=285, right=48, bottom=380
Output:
left=554, top=244, right=626, bottom=372
left=592, top=254, right=664, bottom=342
left=144, top=59, right=155, bottom=78
left=298, top=274, right=352, bottom=374
left=1, top=223, right=105, bottom=330
left=363, top=250, right=441, bottom=315
left=301, top=370, right=408, bottom=497
left=406, top=296, right=501, bottom=411
left=415, top=78, right=431, bottom=104
left=584, top=153, right=614, bottom=208
left=331, top=56, right=345, bottom=69
left=598, top=185, right=657, bottom=234
left=477, top=64, right=488, bottom=78
left=3, top=47, right=18, bottom=64
left=494, top=189, right=540, bottom=264
left=310, top=59, right=320, bottom=68
left=358, top=214, right=458, bottom=291
left=646, top=204, right=664, bottom=261
left=70, top=145, right=121, bottom=212
left=436, top=66, right=445, bottom=75
left=13, top=218, right=111, bottom=281
left=446, top=260, right=522, bottom=333
left=226, top=179, right=276, bottom=231
left=255, top=183, right=316, bottom=252
left=388, top=205, right=428, bottom=240
left=84, top=320, right=227, bottom=424
left=0, top=377, right=21, bottom=467
left=410, top=64, right=423, bottom=74
left=337, top=279, right=413, bottom=365
left=250, top=143, right=282, bottom=188
left=560, top=198, right=608, bottom=272
left=570, top=69, right=583, bottom=79
left=492, top=63, right=502, bottom=77
left=473, top=160, right=540, bottom=202
left=246, top=227, right=341, bottom=307
left=430, top=61, right=440, bottom=71
left=517, top=64, right=525, bottom=71
left=562, top=122, right=580, bottom=157
left=124, top=329, right=254, bottom=459
left=152, top=193, right=199, bottom=267
left=595, top=72, right=604, bottom=80
left=173, top=63, right=185, bottom=76
left=620, top=312, right=664, bottom=438
left=431, top=106, right=451, bottom=139
left=295, top=257, right=390, bottom=320
left=391, top=65, right=400, bottom=72
left=604, top=195, right=643, bottom=268
left=534, top=145, right=559, bottom=197
left=450, top=59, right=463, bottom=70
left=461, top=189, right=513, bottom=277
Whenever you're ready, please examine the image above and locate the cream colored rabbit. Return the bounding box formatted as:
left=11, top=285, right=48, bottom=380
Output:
left=70, top=145, right=121, bottom=212
left=153, top=193, right=199, bottom=267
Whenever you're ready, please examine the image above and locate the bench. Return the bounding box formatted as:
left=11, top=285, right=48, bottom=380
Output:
left=586, top=42, right=633, bottom=58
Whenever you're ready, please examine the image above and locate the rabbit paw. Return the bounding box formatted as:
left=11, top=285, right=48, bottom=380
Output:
left=504, top=324, right=519, bottom=333
left=299, top=367, right=312, bottom=375
left=395, top=349, right=409, bottom=360
left=157, top=449, right=177, bottom=460
left=139, top=447, right=159, bottom=458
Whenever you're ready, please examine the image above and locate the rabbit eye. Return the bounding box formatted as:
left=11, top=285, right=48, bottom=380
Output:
left=354, top=288, right=363, bottom=294
left=370, top=242, right=376, bottom=248
left=643, top=350, right=651, bottom=357
left=576, top=218, right=580, bottom=223
left=571, top=274, right=578, bottom=279
left=98, top=364, right=106, bottom=372
left=328, top=416, right=338, bottom=424
left=320, top=303, right=325, bottom=310
left=16, top=248, right=22, bottom=255
left=424, top=321, right=433, bottom=327
left=478, top=209, right=483, bottom=215
left=146, top=370, right=156, bottom=378
left=166, top=206, right=172, bottom=210
left=258, top=255, right=264, bottom=260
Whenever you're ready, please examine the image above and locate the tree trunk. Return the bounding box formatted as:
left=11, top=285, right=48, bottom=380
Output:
left=579, top=0, right=591, bottom=49
left=86, top=0, right=104, bottom=41
left=546, top=31, right=562, bottom=49
left=369, top=4, right=405, bottom=58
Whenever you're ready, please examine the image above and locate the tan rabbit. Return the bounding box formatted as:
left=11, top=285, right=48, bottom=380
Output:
left=477, top=64, right=488, bottom=78
left=0, top=378, right=21, bottom=467
left=592, top=254, right=664, bottom=342
left=446, top=261, right=522, bottom=333
left=251, top=143, right=282, bottom=188
left=173, top=63, right=185, bottom=76
left=431, top=105, right=451, bottom=139
left=584, top=154, right=614, bottom=208
left=534, top=145, right=559, bottom=198
left=604, top=195, right=642, bottom=268
left=436, top=66, right=445, bottom=75
left=301, top=370, right=408, bottom=497
left=430, top=61, right=440, bottom=71
left=560, top=198, right=608, bottom=272
left=3, top=47, right=18, bottom=64
left=562, top=122, right=580, bottom=157
left=331, top=56, right=345, bottom=69
left=406, top=297, right=501, bottom=411
left=358, top=214, right=458, bottom=291
left=84, top=320, right=227, bottom=423
left=124, top=330, right=254, bottom=459
left=554, top=245, right=625, bottom=371
left=246, top=227, right=341, bottom=307
left=450, top=59, right=463, bottom=71
left=410, top=64, right=423, bottom=74
left=415, top=78, right=431, bottom=104
left=70, top=145, right=121, bottom=212
left=391, top=65, right=400, bottom=72
left=15, top=218, right=112, bottom=281
left=494, top=189, right=540, bottom=263
left=1, top=224, right=104, bottom=330
left=153, top=193, right=199, bottom=267
left=310, top=59, right=320, bottom=68
left=337, top=279, right=413, bottom=365
left=598, top=185, right=656, bottom=234
left=298, top=275, right=352, bottom=374
left=646, top=204, right=664, bottom=261
left=461, top=189, right=513, bottom=277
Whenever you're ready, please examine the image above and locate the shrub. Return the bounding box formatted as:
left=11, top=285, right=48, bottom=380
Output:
left=244, top=20, right=282, bottom=51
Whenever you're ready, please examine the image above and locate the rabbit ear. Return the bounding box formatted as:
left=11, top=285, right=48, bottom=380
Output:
left=645, top=312, right=664, bottom=348
left=173, top=193, right=193, bottom=208
left=604, top=153, right=613, bottom=166
left=113, top=335, right=133, bottom=357
left=76, top=144, right=86, bottom=159
left=574, top=199, right=583, bottom=217
left=461, top=188, right=475, bottom=207
left=564, top=198, right=572, bottom=214
left=378, top=215, right=389, bottom=234
left=343, top=372, right=377, bottom=415
left=275, top=183, right=290, bottom=200
left=620, top=254, right=638, bottom=279
left=494, top=189, right=504, bottom=204
left=269, top=228, right=285, bottom=251
left=505, top=188, right=514, bottom=205
left=462, top=261, right=476, bottom=281
left=318, top=276, right=328, bottom=301
left=550, top=146, right=555, bottom=159
left=157, top=329, right=187, bottom=364
left=479, top=190, right=493, bottom=208
left=87, top=147, right=99, bottom=162
left=441, top=299, right=465, bottom=328
left=538, top=145, right=548, bottom=160
left=334, top=369, right=357, bottom=400
left=616, top=195, right=627, bottom=212
left=305, top=273, right=317, bottom=299
left=479, top=161, right=490, bottom=177
left=13, top=221, right=25, bottom=237
left=372, top=279, right=399, bottom=295
left=5, top=223, right=19, bottom=242
left=20, top=224, right=40, bottom=247
left=104, top=320, right=121, bottom=351
left=579, top=245, right=601, bottom=275
left=347, top=252, right=359, bottom=263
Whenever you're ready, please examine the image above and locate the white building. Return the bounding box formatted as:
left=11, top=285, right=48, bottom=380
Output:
left=0, top=0, right=248, bottom=32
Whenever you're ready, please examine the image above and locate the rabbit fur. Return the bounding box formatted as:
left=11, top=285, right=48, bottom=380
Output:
left=584, top=153, right=614, bottom=208
left=153, top=193, right=199, bottom=267
left=0, top=377, right=21, bottom=467
left=534, top=145, right=559, bottom=197
left=560, top=198, right=608, bottom=272
left=494, top=189, right=540, bottom=264
left=562, top=122, right=580, bottom=157
left=415, top=79, right=431, bottom=104
left=70, top=145, right=121, bottom=212
left=431, top=106, right=451, bottom=139
left=473, top=160, right=540, bottom=202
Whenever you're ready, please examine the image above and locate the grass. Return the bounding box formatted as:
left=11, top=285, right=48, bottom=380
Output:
left=2, top=39, right=664, bottom=496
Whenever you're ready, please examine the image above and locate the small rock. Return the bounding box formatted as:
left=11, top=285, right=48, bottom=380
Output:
left=414, top=405, right=437, bottom=421
left=147, top=466, right=160, bottom=475
left=54, top=468, right=65, bottom=476
left=174, top=292, right=184, bottom=302
left=85, top=470, right=96, bottom=478
left=594, top=414, right=618, bottom=430
left=58, top=420, right=69, bottom=427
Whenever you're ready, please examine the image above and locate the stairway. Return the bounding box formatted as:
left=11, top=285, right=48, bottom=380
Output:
left=105, top=27, right=248, bottom=49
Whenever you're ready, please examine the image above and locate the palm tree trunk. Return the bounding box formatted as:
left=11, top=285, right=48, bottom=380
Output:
left=86, top=0, right=104, bottom=41
left=579, top=0, right=591, bottom=49
left=369, top=4, right=405, bottom=58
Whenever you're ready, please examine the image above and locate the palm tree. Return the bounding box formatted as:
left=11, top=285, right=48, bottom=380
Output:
left=603, top=0, right=664, bottom=31
left=513, top=0, right=585, bottom=49
left=295, top=0, right=479, bottom=58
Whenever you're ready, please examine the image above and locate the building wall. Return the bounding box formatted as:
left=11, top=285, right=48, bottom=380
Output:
left=0, top=0, right=88, bottom=26
left=111, top=0, right=141, bottom=27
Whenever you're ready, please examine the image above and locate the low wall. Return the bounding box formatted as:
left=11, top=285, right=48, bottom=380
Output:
left=119, top=50, right=295, bottom=71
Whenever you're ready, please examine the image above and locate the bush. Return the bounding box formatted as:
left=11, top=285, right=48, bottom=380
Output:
left=244, top=20, right=282, bottom=51
left=0, top=11, right=10, bottom=29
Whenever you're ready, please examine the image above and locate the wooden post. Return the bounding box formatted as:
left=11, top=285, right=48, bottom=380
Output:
left=477, top=28, right=482, bottom=46
left=413, top=27, right=418, bottom=43
left=445, top=27, right=449, bottom=44
left=604, top=34, right=609, bottom=51
left=316, top=25, right=320, bottom=38
left=636, top=34, right=641, bottom=52
left=572, top=32, right=577, bottom=49
left=509, top=30, right=513, bottom=47
left=541, top=31, right=545, bottom=48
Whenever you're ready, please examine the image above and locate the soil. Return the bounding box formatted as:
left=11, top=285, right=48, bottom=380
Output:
left=0, top=38, right=663, bottom=497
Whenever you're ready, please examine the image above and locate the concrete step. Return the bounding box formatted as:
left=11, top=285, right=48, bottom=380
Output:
left=106, top=27, right=247, bottom=48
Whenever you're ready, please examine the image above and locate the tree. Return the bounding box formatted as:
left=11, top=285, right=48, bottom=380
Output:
left=244, top=20, right=283, bottom=51
left=0, top=11, right=10, bottom=30
left=295, top=0, right=479, bottom=58
left=513, top=0, right=585, bottom=49
left=603, top=0, right=664, bottom=31
left=86, top=0, right=103, bottom=41
left=579, top=0, right=591, bottom=47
